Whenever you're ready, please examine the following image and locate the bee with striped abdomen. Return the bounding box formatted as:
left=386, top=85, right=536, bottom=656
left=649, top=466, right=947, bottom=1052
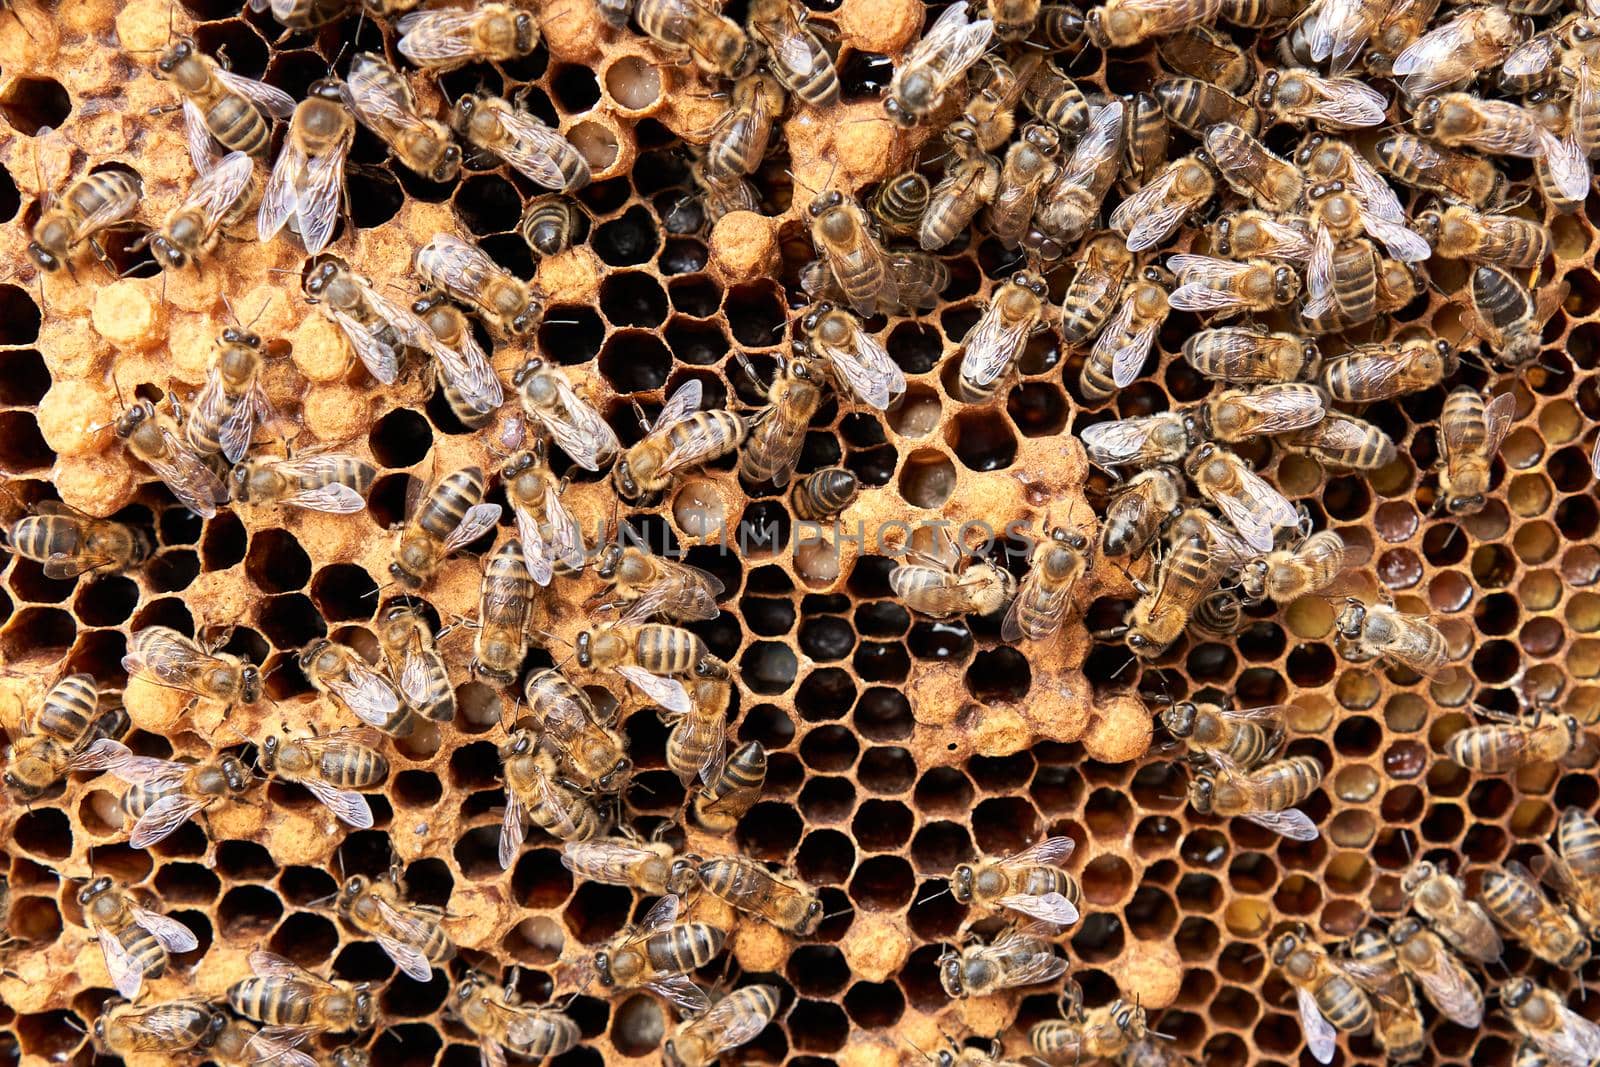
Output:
left=664, top=984, right=781, bottom=1067
left=699, top=856, right=823, bottom=935
left=693, top=740, right=766, bottom=833
left=501, top=443, right=584, bottom=587
left=301, top=638, right=416, bottom=738
left=257, top=79, right=353, bottom=257
left=1335, top=599, right=1449, bottom=675
left=390, top=466, right=502, bottom=590
left=451, top=972, right=580, bottom=1067
left=1478, top=862, right=1589, bottom=968
left=343, top=52, right=460, bottom=183
left=80, top=876, right=200, bottom=1000
left=590, top=893, right=725, bottom=1015
left=336, top=868, right=454, bottom=982
left=613, top=380, right=747, bottom=504
left=1270, top=926, right=1373, bottom=1064
left=259, top=729, right=388, bottom=830
left=7, top=502, right=152, bottom=581
left=154, top=36, right=295, bottom=168
left=92, top=999, right=221, bottom=1058
left=951, top=836, right=1080, bottom=929
left=498, top=728, right=604, bottom=868
left=3, top=673, right=129, bottom=801
left=186, top=326, right=274, bottom=464
left=122, top=625, right=261, bottom=712
left=396, top=2, right=537, bottom=70
left=1401, top=860, right=1502, bottom=963
left=1190, top=753, right=1322, bottom=840
left=1002, top=525, right=1090, bottom=643
left=1387, top=918, right=1484, bottom=1028
left=227, top=951, right=379, bottom=1060
left=374, top=601, right=455, bottom=724
left=74, top=739, right=254, bottom=849
left=524, top=668, right=631, bottom=792
left=561, top=836, right=701, bottom=897
left=1161, top=701, right=1284, bottom=771
left=938, top=925, right=1067, bottom=998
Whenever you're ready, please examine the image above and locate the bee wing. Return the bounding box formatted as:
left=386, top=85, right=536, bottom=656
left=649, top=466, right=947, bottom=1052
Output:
left=42, top=549, right=119, bottom=580
left=651, top=379, right=705, bottom=435
left=477, top=1037, right=509, bottom=1067
left=652, top=412, right=746, bottom=482
left=1412, top=956, right=1483, bottom=1027
left=1232, top=385, right=1326, bottom=434
left=997, top=891, right=1079, bottom=927
left=214, top=67, right=296, bottom=118
left=490, top=106, right=591, bottom=192
left=1245, top=807, right=1319, bottom=841
left=1168, top=282, right=1241, bottom=312
left=1391, top=23, right=1468, bottom=92
left=641, top=892, right=683, bottom=929
left=1541, top=1008, right=1600, bottom=1067
left=325, top=663, right=405, bottom=728
left=183, top=100, right=224, bottom=175
left=818, top=327, right=901, bottom=410
left=1363, top=214, right=1430, bottom=263
left=645, top=973, right=713, bottom=1017
left=187, top=150, right=256, bottom=219
left=1296, top=986, right=1338, bottom=1063
left=697, top=989, right=773, bottom=1049
left=299, top=773, right=376, bottom=829
left=121, top=630, right=208, bottom=692
left=217, top=384, right=273, bottom=465
left=537, top=375, right=620, bottom=471
left=513, top=504, right=555, bottom=587
left=136, top=1001, right=233, bottom=1042
left=1305, top=0, right=1374, bottom=71
left=740, top=408, right=808, bottom=487
left=425, top=320, right=504, bottom=417
left=1006, top=835, right=1076, bottom=866
left=1080, top=418, right=1158, bottom=465
left=327, top=305, right=403, bottom=385
left=345, top=53, right=417, bottom=129
left=499, top=785, right=528, bottom=870
left=396, top=8, right=480, bottom=62
left=561, top=838, right=654, bottom=875
left=960, top=303, right=1033, bottom=389
left=1341, top=151, right=1405, bottom=224
left=286, top=483, right=369, bottom=514
left=1167, top=253, right=1236, bottom=285
left=257, top=131, right=308, bottom=243
left=1303, top=224, right=1336, bottom=318
left=1303, top=77, right=1388, bottom=127
left=999, top=579, right=1038, bottom=642
left=1539, top=128, right=1592, bottom=202
left=442, top=503, right=503, bottom=553
left=141, top=425, right=229, bottom=518
left=293, top=125, right=351, bottom=256
left=1106, top=297, right=1161, bottom=388
left=130, top=792, right=208, bottom=848
left=673, top=709, right=727, bottom=785
left=615, top=665, right=692, bottom=714
left=1061, top=101, right=1124, bottom=185
left=98, top=927, right=147, bottom=999
left=74, top=739, right=186, bottom=785
left=130, top=906, right=200, bottom=953
left=1211, top=466, right=1296, bottom=552
left=621, top=561, right=722, bottom=624
left=1110, top=168, right=1194, bottom=253
left=994, top=937, right=1070, bottom=986
left=907, top=2, right=993, bottom=93
left=1501, top=35, right=1556, bottom=76
left=1481, top=390, right=1517, bottom=454
left=371, top=899, right=438, bottom=981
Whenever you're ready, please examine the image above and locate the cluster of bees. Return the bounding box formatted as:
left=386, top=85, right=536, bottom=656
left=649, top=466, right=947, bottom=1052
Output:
left=7, top=0, right=1600, bottom=1054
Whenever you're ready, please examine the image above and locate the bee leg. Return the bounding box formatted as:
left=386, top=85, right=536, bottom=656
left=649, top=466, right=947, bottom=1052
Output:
left=1089, top=623, right=1130, bottom=641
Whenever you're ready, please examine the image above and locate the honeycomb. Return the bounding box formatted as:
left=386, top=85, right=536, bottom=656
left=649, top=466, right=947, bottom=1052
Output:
left=1, top=0, right=1599, bottom=1062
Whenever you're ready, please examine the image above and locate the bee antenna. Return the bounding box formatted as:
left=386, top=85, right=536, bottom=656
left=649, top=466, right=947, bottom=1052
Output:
left=1148, top=1030, right=1177, bottom=1042
left=913, top=884, right=952, bottom=906
left=820, top=904, right=854, bottom=921
left=59, top=1014, right=87, bottom=1035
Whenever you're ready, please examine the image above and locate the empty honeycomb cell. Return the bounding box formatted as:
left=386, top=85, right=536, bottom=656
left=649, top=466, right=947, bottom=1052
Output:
left=944, top=409, right=1017, bottom=472
left=600, top=271, right=669, bottom=328
left=0, top=76, right=71, bottom=136
left=7, top=895, right=61, bottom=944
left=370, top=408, right=433, bottom=468
left=245, top=528, right=312, bottom=594
left=799, top=776, right=856, bottom=822
left=593, top=205, right=659, bottom=266
left=964, top=647, right=1030, bottom=701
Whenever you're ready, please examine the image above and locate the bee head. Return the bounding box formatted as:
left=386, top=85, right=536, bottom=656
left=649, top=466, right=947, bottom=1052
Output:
left=513, top=13, right=536, bottom=53
left=1414, top=95, right=1442, bottom=133
left=1239, top=559, right=1268, bottom=601
left=1269, top=931, right=1298, bottom=967
left=77, top=875, right=112, bottom=906
left=937, top=951, right=964, bottom=997
left=112, top=402, right=153, bottom=440
left=1502, top=979, right=1534, bottom=1009
left=342, top=875, right=368, bottom=900
left=302, top=259, right=338, bottom=301
left=612, top=460, right=640, bottom=501
left=1188, top=772, right=1214, bottom=813
left=882, top=95, right=916, bottom=128
left=220, top=756, right=251, bottom=793
left=27, top=242, right=63, bottom=272
left=352, top=985, right=377, bottom=1029
left=1162, top=701, right=1197, bottom=739
left=1271, top=265, right=1298, bottom=304
left=594, top=949, right=615, bottom=986
left=239, top=665, right=262, bottom=704
left=596, top=542, right=624, bottom=578
left=950, top=864, right=974, bottom=903
left=1564, top=716, right=1583, bottom=746
left=597, top=756, right=632, bottom=792
left=156, top=36, right=194, bottom=75
left=1336, top=598, right=1367, bottom=637
left=512, top=357, right=546, bottom=390
left=259, top=735, right=281, bottom=773
left=448, top=94, right=479, bottom=135
left=431, top=143, right=462, bottom=183
left=1388, top=916, right=1422, bottom=944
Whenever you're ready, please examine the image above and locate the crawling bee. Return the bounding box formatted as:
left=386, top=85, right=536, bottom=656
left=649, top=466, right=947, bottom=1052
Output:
left=1283, top=411, right=1397, bottom=470
left=1444, top=700, right=1583, bottom=773
left=1501, top=979, right=1600, bottom=1067
left=1035, top=100, right=1125, bottom=242
left=705, top=73, right=783, bottom=181
left=1109, top=152, right=1215, bottom=252
left=258, top=79, right=353, bottom=256
left=412, top=291, right=504, bottom=428
left=635, top=0, right=756, bottom=78
left=1167, top=254, right=1302, bottom=318
left=884, top=1, right=995, bottom=127
left=952, top=836, right=1080, bottom=928
left=921, top=137, right=1001, bottom=251
left=1183, top=328, right=1319, bottom=384
left=663, top=984, right=781, bottom=1067
left=1087, top=0, right=1223, bottom=47
left=597, top=543, right=723, bottom=623
left=450, top=92, right=590, bottom=192
left=805, top=190, right=895, bottom=319
left=501, top=443, right=584, bottom=586
left=396, top=2, right=537, bottom=69
left=1401, top=860, right=1503, bottom=963
left=1161, top=700, right=1284, bottom=770
left=498, top=728, right=604, bottom=867
left=153, top=36, right=295, bottom=167
left=7, top=502, right=153, bottom=581
left=147, top=151, right=258, bottom=271
left=230, top=452, right=377, bottom=514
left=1460, top=265, right=1566, bottom=369
left=1240, top=529, right=1348, bottom=603
left=1335, top=599, right=1449, bottom=675
left=122, top=625, right=261, bottom=713
left=92, top=999, right=221, bottom=1058
left=473, top=539, right=536, bottom=687
left=612, top=379, right=746, bottom=503
left=1031, top=993, right=1148, bottom=1063
left=1080, top=412, right=1198, bottom=470
left=1319, top=338, right=1457, bottom=404
left=112, top=398, right=230, bottom=520
left=1413, top=203, right=1550, bottom=267
left=1436, top=389, right=1516, bottom=516
left=375, top=601, right=454, bottom=724
left=1060, top=234, right=1131, bottom=347
left=390, top=465, right=503, bottom=589
left=75, top=739, right=254, bottom=849
left=1204, top=123, right=1303, bottom=212
left=1185, top=442, right=1299, bottom=553
left=1190, top=753, right=1322, bottom=840
left=344, top=52, right=461, bottom=183
left=576, top=622, right=721, bottom=713
left=336, top=868, right=454, bottom=982
left=561, top=836, right=701, bottom=897
left=890, top=551, right=1016, bottom=620
left=588, top=893, right=724, bottom=1015
left=956, top=272, right=1051, bottom=402
left=301, top=255, right=428, bottom=385
left=938, top=926, right=1067, bottom=998
left=738, top=354, right=824, bottom=487
left=693, top=739, right=766, bottom=833
left=747, top=0, right=838, bottom=106
left=699, top=856, right=823, bottom=935
left=3, top=674, right=129, bottom=801
left=524, top=668, right=631, bottom=792
left=1002, top=526, right=1090, bottom=642
left=416, top=232, right=543, bottom=337
left=1387, top=918, right=1484, bottom=1028
left=302, top=638, right=416, bottom=738
left=451, top=972, right=580, bottom=1067
left=1100, top=468, right=1182, bottom=560
left=1480, top=862, right=1589, bottom=968
left=797, top=302, right=904, bottom=411
left=227, top=951, right=379, bottom=1060
left=79, top=876, right=200, bottom=1000
left=186, top=326, right=274, bottom=464
left=259, top=729, right=388, bottom=830
left=1258, top=67, right=1388, bottom=127
left=512, top=358, right=620, bottom=472
left=1271, top=926, right=1373, bottom=1064
left=1548, top=807, right=1600, bottom=936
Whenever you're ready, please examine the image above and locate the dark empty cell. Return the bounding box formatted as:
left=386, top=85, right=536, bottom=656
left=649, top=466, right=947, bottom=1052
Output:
left=787, top=944, right=851, bottom=997
left=1471, top=639, right=1520, bottom=684
left=480, top=233, right=538, bottom=281
left=0, top=411, right=50, bottom=472
left=550, top=63, right=601, bottom=112
left=796, top=616, right=855, bottom=662
left=1008, top=382, right=1069, bottom=438
left=0, top=76, right=70, bottom=135
left=964, top=646, right=1031, bottom=701
left=383, top=969, right=450, bottom=1018
left=848, top=854, right=914, bottom=911
left=309, top=564, right=379, bottom=623
left=946, top=410, right=1018, bottom=471
left=64, top=629, right=126, bottom=684
left=508, top=847, right=572, bottom=910
left=0, top=350, right=48, bottom=406
left=1127, top=886, right=1180, bottom=938
left=277, top=866, right=338, bottom=908
left=736, top=706, right=792, bottom=753
left=794, top=666, right=855, bottom=719
left=391, top=769, right=443, bottom=809
left=768, top=751, right=806, bottom=794
left=216, top=884, right=283, bottom=939
left=1559, top=494, right=1600, bottom=540
left=9, top=557, right=75, bottom=603
left=854, top=601, right=909, bottom=638
left=600, top=272, right=669, bottom=328
left=369, top=408, right=432, bottom=468
left=1285, top=643, right=1335, bottom=687
left=452, top=825, right=505, bottom=880
left=852, top=641, right=909, bottom=682
left=886, top=322, right=944, bottom=374
left=597, top=330, right=672, bottom=394
left=152, top=862, right=221, bottom=907
left=0, top=162, right=19, bottom=223
left=345, top=166, right=404, bottom=230
left=1474, top=591, right=1519, bottom=635
left=659, top=237, right=708, bottom=274
left=7, top=895, right=61, bottom=944
left=797, top=828, right=855, bottom=885
left=1323, top=475, right=1371, bottom=521
left=245, top=529, right=312, bottom=594
left=575, top=173, right=629, bottom=214
left=1, top=606, right=75, bottom=660
left=727, top=282, right=787, bottom=347
left=853, top=686, right=911, bottom=740
left=840, top=413, right=887, bottom=448
left=852, top=798, right=914, bottom=851
left=663, top=317, right=729, bottom=366
left=799, top=725, right=859, bottom=772
left=454, top=174, right=523, bottom=236
left=146, top=548, right=200, bottom=593
left=969, top=753, right=1034, bottom=792
left=843, top=980, right=903, bottom=1029
left=799, top=776, right=856, bottom=823
left=594, top=205, right=659, bottom=266
left=98, top=223, right=159, bottom=279
left=846, top=443, right=898, bottom=488
left=333, top=939, right=396, bottom=984
left=668, top=275, right=721, bottom=317
left=787, top=1001, right=848, bottom=1053
left=911, top=821, right=974, bottom=874
left=529, top=309, right=606, bottom=371
left=731, top=641, right=793, bottom=695
left=736, top=801, right=804, bottom=860
left=740, top=596, right=796, bottom=636
left=973, top=796, right=1039, bottom=855
left=1072, top=911, right=1125, bottom=963
left=0, top=286, right=41, bottom=344
left=255, top=592, right=326, bottom=650
left=198, top=510, right=247, bottom=572
left=1236, top=622, right=1287, bottom=662
left=154, top=504, right=202, bottom=547
left=14, top=808, right=70, bottom=860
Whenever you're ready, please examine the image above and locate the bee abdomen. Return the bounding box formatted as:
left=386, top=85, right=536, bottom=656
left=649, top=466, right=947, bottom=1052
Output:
left=645, top=922, right=726, bottom=973
left=417, top=467, right=488, bottom=539
left=320, top=744, right=390, bottom=788
left=39, top=673, right=100, bottom=742
left=209, top=96, right=273, bottom=157
left=228, top=977, right=311, bottom=1024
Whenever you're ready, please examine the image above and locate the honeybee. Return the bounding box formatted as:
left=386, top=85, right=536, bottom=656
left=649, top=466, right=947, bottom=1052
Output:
left=747, top=0, right=838, bottom=106
left=699, top=856, right=823, bottom=934
left=1204, top=124, right=1303, bottom=213
left=1318, top=339, right=1457, bottom=404
left=1152, top=77, right=1258, bottom=136
left=524, top=668, right=631, bottom=791
left=147, top=151, right=258, bottom=272
left=247, top=0, right=353, bottom=32
left=92, top=999, right=220, bottom=1057
left=665, top=674, right=731, bottom=788
left=520, top=195, right=585, bottom=256
left=1435, top=388, right=1516, bottom=517
left=1086, top=0, right=1223, bottom=47
left=414, top=291, right=505, bottom=431
left=694, top=160, right=761, bottom=222
left=1059, top=235, right=1130, bottom=348
left=1122, top=534, right=1225, bottom=657
left=75, top=738, right=254, bottom=848
left=1283, top=411, right=1396, bottom=470
left=1115, top=91, right=1166, bottom=193
left=451, top=972, right=580, bottom=1067
left=1167, top=506, right=1258, bottom=570
left=664, top=985, right=781, bottom=1067
left=511, top=359, right=620, bottom=472
left=501, top=444, right=584, bottom=587
left=937, top=926, right=1067, bottom=998
left=890, top=552, right=1016, bottom=619
left=869, top=171, right=931, bottom=238
left=1190, top=753, right=1322, bottom=839
left=576, top=622, right=721, bottom=713
left=344, top=52, right=460, bottom=183
left=1157, top=25, right=1250, bottom=91
left=416, top=232, right=543, bottom=337
left=1401, top=861, right=1503, bottom=963
left=1206, top=386, right=1326, bottom=448
left=1182, top=328, right=1317, bottom=384
left=231, top=452, right=376, bottom=514
left=1185, top=443, right=1297, bottom=553
left=1035, top=99, right=1125, bottom=242
left=1504, top=980, right=1600, bottom=1067
left=1100, top=467, right=1182, bottom=559
left=952, top=836, right=1080, bottom=928
left=154, top=36, right=295, bottom=166
left=1302, top=235, right=1379, bottom=334
left=1413, top=92, right=1553, bottom=162
left=1258, top=67, right=1388, bottom=128
left=259, top=729, right=389, bottom=829
left=1365, top=0, right=1444, bottom=74
left=1109, top=153, right=1214, bottom=253
left=956, top=272, right=1050, bottom=402
left=396, top=2, right=537, bottom=69
left=562, top=836, right=701, bottom=897
left=1031, top=995, right=1148, bottom=1063
left=1548, top=807, right=1600, bottom=936
left=797, top=302, right=904, bottom=411
left=7, top=502, right=153, bottom=581
left=450, top=92, right=590, bottom=192
left=589, top=893, right=724, bottom=1014
left=473, top=539, right=536, bottom=687
left=792, top=467, right=860, bottom=521
left=1445, top=700, right=1582, bottom=773
left=1310, top=174, right=1431, bottom=263
left=1161, top=701, right=1284, bottom=769
left=111, top=398, right=230, bottom=519
left=705, top=73, right=783, bottom=181
left=1373, top=132, right=1504, bottom=207
left=1290, top=0, right=1380, bottom=74
left=2, top=674, right=128, bottom=801
left=635, top=0, right=756, bottom=78
left=1480, top=862, right=1589, bottom=967
left=985, top=126, right=1060, bottom=249
left=1210, top=211, right=1313, bottom=263
left=122, top=624, right=261, bottom=711
left=302, top=638, right=416, bottom=737
left=1334, top=599, right=1449, bottom=675
left=693, top=739, right=766, bottom=832
left=1167, top=254, right=1301, bottom=318
left=1080, top=411, right=1198, bottom=470
left=499, top=728, right=603, bottom=866
left=1271, top=927, right=1373, bottom=1064
left=612, top=379, right=747, bottom=502
left=1391, top=7, right=1521, bottom=96
left=258, top=80, right=352, bottom=256
left=804, top=190, right=893, bottom=319
left=336, top=869, right=454, bottom=982
left=185, top=327, right=273, bottom=464
left=228, top=951, right=379, bottom=1060
left=1022, top=62, right=1090, bottom=137
left=1239, top=529, right=1346, bottom=604
left=1460, top=264, right=1565, bottom=369
left=1387, top=918, right=1484, bottom=1028
left=301, top=255, right=431, bottom=384
left=739, top=354, right=824, bottom=486
left=1412, top=203, right=1549, bottom=267
left=1002, top=526, right=1089, bottom=642
left=390, top=465, right=503, bottom=589
left=79, top=876, right=199, bottom=1000
left=1342, top=930, right=1426, bottom=1065
left=597, top=544, right=723, bottom=623
left=884, top=1, right=995, bottom=127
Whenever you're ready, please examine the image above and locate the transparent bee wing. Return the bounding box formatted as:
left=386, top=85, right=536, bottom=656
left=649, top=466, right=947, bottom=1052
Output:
left=396, top=8, right=479, bottom=63
left=1502, top=35, right=1556, bottom=76
left=1303, top=76, right=1387, bottom=127
left=1230, top=385, right=1326, bottom=434
left=1411, top=954, right=1483, bottom=1027
left=1061, top=101, right=1124, bottom=185
left=249, top=1025, right=324, bottom=1058
left=1168, top=283, right=1241, bottom=312
left=215, top=67, right=296, bottom=118
left=1539, top=129, right=1591, bottom=202
left=1391, top=22, right=1469, bottom=92
left=1479, top=391, right=1515, bottom=457
left=345, top=53, right=416, bottom=129
left=646, top=973, right=713, bottom=1017
left=131, top=907, right=200, bottom=953
left=671, top=708, right=727, bottom=786
left=1344, top=151, right=1406, bottom=223
left=1080, top=418, right=1161, bottom=465
left=651, top=379, right=705, bottom=435
left=215, top=385, right=272, bottom=465
left=1105, top=298, right=1161, bottom=389
left=130, top=791, right=209, bottom=848
left=491, top=105, right=591, bottom=192
left=442, top=503, right=503, bottom=553
left=960, top=302, right=1033, bottom=388
left=652, top=412, right=747, bottom=482
left=1541, top=1006, right=1600, bottom=1066
left=187, top=150, right=256, bottom=221
left=534, top=373, right=619, bottom=470
left=286, top=483, right=368, bottom=514
left=1007, top=835, right=1076, bottom=866
left=373, top=930, right=435, bottom=982
left=1296, top=986, right=1338, bottom=1063
left=1246, top=807, right=1319, bottom=841
left=325, top=664, right=404, bottom=728
left=293, top=125, right=351, bottom=256
left=697, top=990, right=773, bottom=1052
left=904, top=2, right=994, bottom=101
left=99, top=928, right=146, bottom=999
left=1111, top=167, right=1196, bottom=253
left=43, top=549, right=118, bottom=580
left=326, top=306, right=402, bottom=385
left=514, top=503, right=556, bottom=586
left=641, top=892, right=683, bottom=930
left=1303, top=224, right=1336, bottom=318
left=997, top=891, right=1079, bottom=927
left=136, top=1001, right=230, bottom=1042
left=992, top=937, right=1069, bottom=986
left=499, top=785, right=528, bottom=870
left=561, top=838, right=655, bottom=877
left=1468, top=104, right=1545, bottom=156
left=137, top=425, right=229, bottom=518
left=188, top=375, right=229, bottom=452
left=615, top=665, right=692, bottom=714
left=479, top=1038, right=510, bottom=1067
left=1363, top=214, right=1431, bottom=263
left=425, top=319, right=504, bottom=416
left=74, top=738, right=187, bottom=785
left=300, top=774, right=375, bottom=829
left=1305, top=0, right=1371, bottom=70
left=817, top=326, right=901, bottom=410
left=257, top=133, right=308, bottom=243
left=183, top=100, right=224, bottom=175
